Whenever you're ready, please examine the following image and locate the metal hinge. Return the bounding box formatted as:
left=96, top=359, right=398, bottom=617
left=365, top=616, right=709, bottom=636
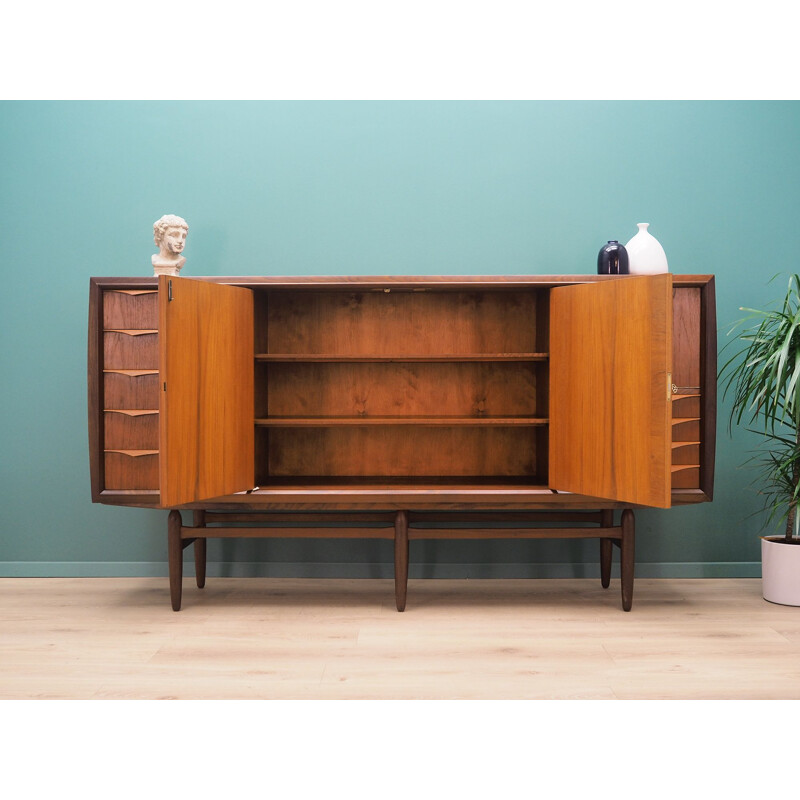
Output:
left=168, top=280, right=173, bottom=301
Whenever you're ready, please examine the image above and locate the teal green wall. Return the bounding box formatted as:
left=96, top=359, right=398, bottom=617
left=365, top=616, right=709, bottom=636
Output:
left=2, top=100, right=799, bottom=578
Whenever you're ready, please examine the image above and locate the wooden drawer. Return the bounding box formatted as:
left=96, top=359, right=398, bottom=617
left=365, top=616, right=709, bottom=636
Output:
left=104, top=370, right=160, bottom=409
left=103, top=289, right=158, bottom=330
left=672, top=466, right=700, bottom=489
left=672, top=396, right=700, bottom=418
left=104, top=410, right=159, bottom=451
left=104, top=451, right=159, bottom=490
left=104, top=331, right=158, bottom=370
left=672, top=418, right=700, bottom=442
left=672, top=442, right=699, bottom=465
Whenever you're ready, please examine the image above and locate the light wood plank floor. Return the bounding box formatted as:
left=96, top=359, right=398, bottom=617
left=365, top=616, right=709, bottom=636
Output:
left=2, top=577, right=799, bottom=699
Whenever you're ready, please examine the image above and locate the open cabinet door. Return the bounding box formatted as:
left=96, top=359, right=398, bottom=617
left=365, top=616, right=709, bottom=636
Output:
left=549, top=274, right=673, bottom=508
left=158, top=276, right=254, bottom=507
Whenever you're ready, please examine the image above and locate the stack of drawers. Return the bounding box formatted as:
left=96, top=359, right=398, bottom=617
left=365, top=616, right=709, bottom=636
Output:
left=102, top=289, right=159, bottom=489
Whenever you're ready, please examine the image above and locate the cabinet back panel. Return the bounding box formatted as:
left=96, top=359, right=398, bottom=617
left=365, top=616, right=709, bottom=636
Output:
left=265, top=291, right=540, bottom=355
left=265, top=362, right=541, bottom=417
left=673, top=288, right=701, bottom=388
left=266, top=427, right=539, bottom=478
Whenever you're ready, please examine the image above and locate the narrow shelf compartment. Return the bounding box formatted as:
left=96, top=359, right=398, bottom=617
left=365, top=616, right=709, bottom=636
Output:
left=255, top=415, right=549, bottom=427
left=255, top=353, right=549, bottom=363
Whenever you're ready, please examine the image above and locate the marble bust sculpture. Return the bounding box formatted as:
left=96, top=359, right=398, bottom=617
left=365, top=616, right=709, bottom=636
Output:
left=152, top=214, right=189, bottom=276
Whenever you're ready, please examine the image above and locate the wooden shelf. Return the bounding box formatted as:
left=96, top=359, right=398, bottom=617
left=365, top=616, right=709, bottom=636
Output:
left=255, top=415, right=549, bottom=427
left=255, top=353, right=549, bottom=363
left=104, top=409, right=158, bottom=416
left=103, top=369, right=159, bottom=376
left=104, top=329, right=158, bottom=336
left=104, top=449, right=159, bottom=457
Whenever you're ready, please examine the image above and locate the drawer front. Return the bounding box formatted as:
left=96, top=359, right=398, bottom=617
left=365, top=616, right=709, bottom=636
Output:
left=672, top=466, right=700, bottom=489
left=104, top=451, right=159, bottom=490
left=104, top=331, right=158, bottom=370
left=103, top=289, right=158, bottom=330
left=672, top=442, right=700, bottom=465
left=104, top=371, right=160, bottom=409
left=104, top=410, right=159, bottom=451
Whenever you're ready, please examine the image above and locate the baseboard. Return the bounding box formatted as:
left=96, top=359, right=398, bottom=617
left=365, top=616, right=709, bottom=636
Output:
left=0, top=561, right=763, bottom=579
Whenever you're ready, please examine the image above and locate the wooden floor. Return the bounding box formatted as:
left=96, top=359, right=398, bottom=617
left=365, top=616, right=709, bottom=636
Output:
left=2, top=577, right=800, bottom=699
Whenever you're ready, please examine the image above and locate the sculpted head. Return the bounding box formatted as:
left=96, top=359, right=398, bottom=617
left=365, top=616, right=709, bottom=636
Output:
left=153, top=214, right=189, bottom=257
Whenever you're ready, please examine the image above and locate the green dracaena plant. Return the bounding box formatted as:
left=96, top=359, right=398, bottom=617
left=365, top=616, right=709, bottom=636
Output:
left=720, top=274, right=800, bottom=542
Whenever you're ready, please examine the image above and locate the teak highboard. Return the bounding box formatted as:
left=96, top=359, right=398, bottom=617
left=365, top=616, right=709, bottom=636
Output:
left=88, top=273, right=717, bottom=611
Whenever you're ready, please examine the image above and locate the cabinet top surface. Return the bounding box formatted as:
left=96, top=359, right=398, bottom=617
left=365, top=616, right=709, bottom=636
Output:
left=92, top=274, right=714, bottom=289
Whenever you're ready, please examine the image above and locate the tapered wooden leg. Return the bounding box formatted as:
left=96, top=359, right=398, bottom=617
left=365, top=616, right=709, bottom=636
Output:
left=394, top=510, right=409, bottom=612
left=620, top=508, right=635, bottom=612
left=193, top=510, right=207, bottom=589
left=167, top=510, right=183, bottom=611
left=600, top=510, right=613, bottom=589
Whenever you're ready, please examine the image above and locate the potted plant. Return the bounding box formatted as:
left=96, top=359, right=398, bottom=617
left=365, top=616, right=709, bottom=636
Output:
left=720, top=274, right=800, bottom=605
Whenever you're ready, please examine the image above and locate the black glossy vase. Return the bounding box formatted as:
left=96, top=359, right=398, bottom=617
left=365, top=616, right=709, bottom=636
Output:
left=597, top=240, right=629, bottom=275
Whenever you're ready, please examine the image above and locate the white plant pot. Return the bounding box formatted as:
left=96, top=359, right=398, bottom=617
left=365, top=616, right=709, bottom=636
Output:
left=761, top=536, right=800, bottom=606
left=625, top=222, right=669, bottom=274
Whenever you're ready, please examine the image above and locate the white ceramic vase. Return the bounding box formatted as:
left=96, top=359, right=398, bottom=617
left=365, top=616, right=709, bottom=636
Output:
left=625, top=223, right=669, bottom=274
left=761, top=536, right=800, bottom=606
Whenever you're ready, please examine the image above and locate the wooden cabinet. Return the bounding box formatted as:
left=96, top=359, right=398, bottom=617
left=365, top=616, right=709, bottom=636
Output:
left=88, top=274, right=716, bottom=611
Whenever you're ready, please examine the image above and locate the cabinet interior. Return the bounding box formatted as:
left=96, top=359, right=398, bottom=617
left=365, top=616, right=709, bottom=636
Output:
left=252, top=288, right=551, bottom=489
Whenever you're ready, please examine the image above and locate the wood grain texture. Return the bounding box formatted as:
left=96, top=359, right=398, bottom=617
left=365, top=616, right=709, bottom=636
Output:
left=103, top=371, right=160, bottom=409
left=159, top=276, right=255, bottom=507
left=104, top=410, right=159, bottom=450
left=549, top=274, right=673, bottom=508
left=266, top=290, right=541, bottom=356
left=103, top=331, right=158, bottom=370
left=266, top=427, right=540, bottom=477
left=104, top=451, right=159, bottom=490
left=264, top=361, right=542, bottom=418
left=4, top=578, right=796, bottom=700
left=103, top=289, right=158, bottom=330
left=672, top=288, right=701, bottom=388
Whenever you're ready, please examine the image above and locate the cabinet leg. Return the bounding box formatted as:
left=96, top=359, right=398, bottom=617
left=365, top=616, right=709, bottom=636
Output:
left=620, top=508, right=635, bottom=612
left=167, top=510, right=183, bottom=612
left=600, top=510, right=613, bottom=589
left=193, top=510, right=207, bottom=589
left=600, top=540, right=612, bottom=589
left=394, top=510, right=409, bottom=612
